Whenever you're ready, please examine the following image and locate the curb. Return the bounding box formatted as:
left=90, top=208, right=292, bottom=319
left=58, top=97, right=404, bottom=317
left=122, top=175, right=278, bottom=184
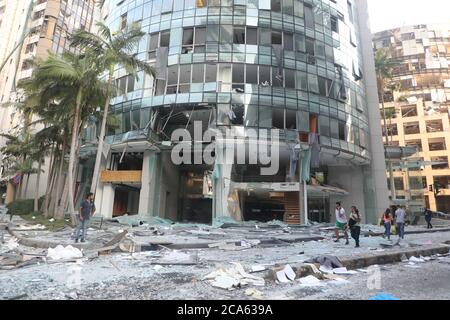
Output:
left=7, top=224, right=97, bottom=250
left=266, top=244, right=450, bottom=281
left=339, top=244, right=450, bottom=269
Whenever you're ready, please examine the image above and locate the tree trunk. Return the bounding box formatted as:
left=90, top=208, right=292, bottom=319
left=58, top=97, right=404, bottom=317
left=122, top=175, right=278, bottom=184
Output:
left=42, top=144, right=56, bottom=215
left=23, top=174, right=30, bottom=199
left=34, top=160, right=42, bottom=212
left=67, top=89, right=83, bottom=215
left=90, top=71, right=113, bottom=194
left=54, top=141, right=67, bottom=212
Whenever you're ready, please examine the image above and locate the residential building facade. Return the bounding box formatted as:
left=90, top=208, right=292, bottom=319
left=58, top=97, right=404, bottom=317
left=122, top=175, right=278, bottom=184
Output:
left=0, top=0, right=97, bottom=203
left=374, top=24, right=450, bottom=214
left=83, top=0, right=389, bottom=224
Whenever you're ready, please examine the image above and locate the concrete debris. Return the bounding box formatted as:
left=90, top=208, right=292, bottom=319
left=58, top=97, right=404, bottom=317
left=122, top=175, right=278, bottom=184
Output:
left=153, top=265, right=164, bottom=271
left=409, top=256, right=425, bottom=263
left=298, top=275, right=325, bottom=287
left=306, top=255, right=343, bottom=269
left=155, top=250, right=198, bottom=265
left=203, top=262, right=265, bottom=290
left=14, top=224, right=46, bottom=231
left=275, top=264, right=296, bottom=283
left=47, top=245, right=83, bottom=261
left=330, top=278, right=351, bottom=285
left=332, top=267, right=358, bottom=275
left=250, top=265, right=266, bottom=273
left=244, top=288, right=264, bottom=299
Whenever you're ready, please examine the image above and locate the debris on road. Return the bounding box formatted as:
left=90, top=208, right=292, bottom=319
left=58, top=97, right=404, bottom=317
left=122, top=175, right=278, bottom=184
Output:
left=203, top=263, right=265, bottom=290
left=46, top=245, right=83, bottom=261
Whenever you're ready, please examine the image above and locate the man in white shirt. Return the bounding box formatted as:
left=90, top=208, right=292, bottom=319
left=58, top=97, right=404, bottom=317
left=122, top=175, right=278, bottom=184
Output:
left=395, top=206, right=406, bottom=242
left=334, top=202, right=349, bottom=245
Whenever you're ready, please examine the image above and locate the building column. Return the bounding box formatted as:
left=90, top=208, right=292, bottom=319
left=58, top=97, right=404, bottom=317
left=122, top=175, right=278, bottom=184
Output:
left=138, top=150, right=157, bottom=216
left=100, top=184, right=115, bottom=219
left=357, top=0, right=390, bottom=223
left=94, top=151, right=109, bottom=218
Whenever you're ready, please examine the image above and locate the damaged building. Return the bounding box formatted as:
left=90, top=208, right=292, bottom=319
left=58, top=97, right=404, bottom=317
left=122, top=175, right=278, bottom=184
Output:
left=374, top=24, right=450, bottom=213
left=80, top=0, right=388, bottom=225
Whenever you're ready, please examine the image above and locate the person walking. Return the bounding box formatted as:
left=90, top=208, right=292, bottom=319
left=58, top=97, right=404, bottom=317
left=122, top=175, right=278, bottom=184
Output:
left=382, top=208, right=393, bottom=240
left=334, top=202, right=349, bottom=245
left=74, top=192, right=96, bottom=243
left=424, top=208, right=433, bottom=229
left=395, top=205, right=406, bottom=243
left=348, top=206, right=361, bottom=248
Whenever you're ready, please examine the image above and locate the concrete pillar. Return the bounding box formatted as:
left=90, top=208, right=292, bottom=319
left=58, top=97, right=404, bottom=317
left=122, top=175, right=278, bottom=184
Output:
left=357, top=0, right=390, bottom=223
left=94, top=152, right=109, bottom=218
left=138, top=151, right=151, bottom=216
left=100, top=184, right=115, bottom=219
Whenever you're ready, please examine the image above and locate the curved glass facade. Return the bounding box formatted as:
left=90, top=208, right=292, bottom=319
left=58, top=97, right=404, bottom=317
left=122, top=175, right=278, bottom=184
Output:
left=102, top=0, right=371, bottom=161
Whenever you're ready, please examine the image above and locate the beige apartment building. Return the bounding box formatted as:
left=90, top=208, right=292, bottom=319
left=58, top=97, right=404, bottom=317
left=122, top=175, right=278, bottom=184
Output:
left=0, top=0, right=96, bottom=202
left=374, top=24, right=450, bottom=213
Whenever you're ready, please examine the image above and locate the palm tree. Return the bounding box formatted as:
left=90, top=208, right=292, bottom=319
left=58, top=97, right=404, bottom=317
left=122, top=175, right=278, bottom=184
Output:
left=28, top=52, right=107, bottom=217
left=374, top=48, right=397, bottom=145
left=70, top=22, right=155, bottom=195
left=374, top=48, right=399, bottom=200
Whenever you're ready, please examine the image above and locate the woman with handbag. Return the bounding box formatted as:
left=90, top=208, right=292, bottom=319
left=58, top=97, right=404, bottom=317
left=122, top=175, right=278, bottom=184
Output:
left=348, top=206, right=361, bottom=248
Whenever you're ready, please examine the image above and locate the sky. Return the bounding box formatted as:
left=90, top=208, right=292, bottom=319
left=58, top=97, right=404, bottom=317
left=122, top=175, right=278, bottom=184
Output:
left=367, top=0, right=450, bottom=33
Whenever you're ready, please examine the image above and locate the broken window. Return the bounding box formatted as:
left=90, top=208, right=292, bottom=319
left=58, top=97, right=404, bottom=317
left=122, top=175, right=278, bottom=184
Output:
left=285, top=109, right=296, bottom=129
left=319, top=116, right=330, bottom=136
left=179, top=64, right=191, bottom=93
left=271, top=31, right=282, bottom=45
left=247, top=27, right=258, bottom=45
left=259, top=106, right=272, bottom=128
left=285, top=69, right=295, bottom=88
left=220, top=25, right=233, bottom=44
left=192, top=64, right=204, bottom=83
left=259, top=65, right=271, bottom=85
left=233, top=27, right=246, bottom=44
left=244, top=105, right=259, bottom=127
left=232, top=63, right=245, bottom=91
left=282, top=0, right=294, bottom=15
left=404, top=122, right=420, bottom=135
left=205, top=63, right=217, bottom=82
left=331, top=16, right=338, bottom=32
left=259, top=28, right=271, bottom=46
left=429, top=138, right=446, bottom=151
left=306, top=37, right=315, bottom=56
left=405, top=139, right=422, bottom=152
left=231, top=104, right=244, bottom=125
left=271, top=0, right=281, bottom=12
left=304, top=4, right=314, bottom=29
left=308, top=74, right=319, bottom=93
left=217, top=104, right=232, bottom=125
left=297, top=110, right=310, bottom=132
left=401, top=105, right=417, bottom=117
left=218, top=63, right=232, bottom=92
left=246, top=64, right=258, bottom=84
left=338, top=121, right=346, bottom=141
left=295, top=33, right=306, bottom=52
left=296, top=71, right=308, bottom=91
left=272, top=108, right=284, bottom=129
left=182, top=28, right=194, bottom=53
left=284, top=32, right=294, bottom=51
left=431, top=156, right=449, bottom=169
left=426, top=120, right=443, bottom=132
left=160, top=31, right=170, bottom=47
left=318, top=76, right=332, bottom=96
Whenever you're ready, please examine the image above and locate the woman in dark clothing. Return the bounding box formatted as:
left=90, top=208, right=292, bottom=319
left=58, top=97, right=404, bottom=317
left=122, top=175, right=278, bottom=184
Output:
left=348, top=206, right=361, bottom=248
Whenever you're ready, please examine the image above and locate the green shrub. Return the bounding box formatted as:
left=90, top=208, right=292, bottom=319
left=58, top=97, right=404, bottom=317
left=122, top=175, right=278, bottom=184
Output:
left=6, top=197, right=45, bottom=216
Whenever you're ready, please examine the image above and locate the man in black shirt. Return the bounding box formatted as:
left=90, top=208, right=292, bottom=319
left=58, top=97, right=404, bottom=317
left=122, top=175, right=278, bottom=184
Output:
left=74, top=192, right=96, bottom=243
